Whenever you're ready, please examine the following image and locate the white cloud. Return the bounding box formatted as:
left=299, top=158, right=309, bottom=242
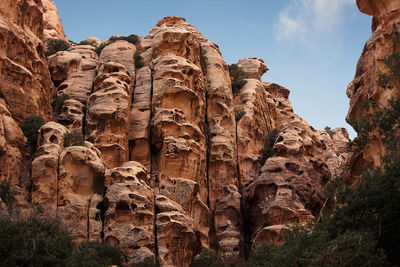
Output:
left=275, top=0, right=353, bottom=41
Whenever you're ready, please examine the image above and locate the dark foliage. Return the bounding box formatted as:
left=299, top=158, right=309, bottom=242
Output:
left=21, top=115, right=45, bottom=155
left=52, top=93, right=69, bottom=115
left=136, top=259, right=161, bottom=267
left=95, top=34, right=140, bottom=55
left=64, top=130, right=85, bottom=147
left=0, top=216, right=122, bottom=267
left=192, top=249, right=221, bottom=267
left=68, top=241, right=122, bottom=267
left=229, top=64, right=248, bottom=95
left=135, top=52, right=144, bottom=68
left=0, top=180, right=15, bottom=211
left=45, top=39, right=70, bottom=57
left=260, top=129, right=278, bottom=165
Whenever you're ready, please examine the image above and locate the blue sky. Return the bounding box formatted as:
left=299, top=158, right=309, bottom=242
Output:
left=53, top=0, right=372, bottom=139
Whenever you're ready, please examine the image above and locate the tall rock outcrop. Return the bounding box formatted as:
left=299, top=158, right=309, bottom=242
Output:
left=0, top=1, right=353, bottom=265
left=347, top=0, right=400, bottom=179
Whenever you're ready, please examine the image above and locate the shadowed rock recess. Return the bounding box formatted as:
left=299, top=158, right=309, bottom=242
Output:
left=4, top=1, right=389, bottom=266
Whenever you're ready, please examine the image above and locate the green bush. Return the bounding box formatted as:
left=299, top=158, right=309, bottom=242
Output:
left=64, top=130, right=85, bottom=147
left=0, top=217, right=123, bottom=266
left=260, top=129, right=279, bottom=165
left=21, top=115, right=45, bottom=155
left=45, top=39, right=70, bottom=57
left=229, top=64, right=248, bottom=95
left=0, top=217, right=73, bottom=266
left=192, top=249, right=220, bottom=267
left=95, top=34, right=140, bottom=55
left=136, top=259, right=161, bottom=267
left=135, top=52, right=144, bottom=68
left=0, top=180, right=15, bottom=212
left=324, top=126, right=334, bottom=137
left=53, top=93, right=69, bottom=115
left=68, top=241, right=122, bottom=267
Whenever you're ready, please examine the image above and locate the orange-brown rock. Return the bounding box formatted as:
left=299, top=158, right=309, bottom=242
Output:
left=237, top=58, right=268, bottom=81
left=156, top=195, right=202, bottom=267
left=32, top=122, right=67, bottom=214
left=57, top=142, right=106, bottom=242
left=0, top=100, right=29, bottom=207
left=129, top=66, right=152, bottom=170
left=39, top=0, right=67, bottom=41
left=86, top=61, right=132, bottom=168
left=357, top=0, right=400, bottom=17
left=0, top=0, right=53, bottom=122
left=104, top=161, right=156, bottom=265
left=347, top=2, right=400, bottom=179
left=242, top=82, right=349, bottom=250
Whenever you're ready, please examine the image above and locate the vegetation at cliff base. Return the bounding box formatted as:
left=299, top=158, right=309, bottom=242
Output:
left=21, top=115, right=45, bottom=155
left=64, top=130, right=85, bottom=147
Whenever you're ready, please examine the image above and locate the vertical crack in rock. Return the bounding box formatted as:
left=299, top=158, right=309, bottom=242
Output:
left=87, top=196, right=92, bottom=241
left=149, top=68, right=156, bottom=187
left=153, top=194, right=159, bottom=265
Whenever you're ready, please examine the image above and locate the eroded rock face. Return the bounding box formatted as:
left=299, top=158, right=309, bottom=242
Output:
left=104, top=161, right=155, bottom=265
left=0, top=0, right=53, bottom=122
left=1, top=3, right=356, bottom=265
left=237, top=58, right=268, bottom=81
left=32, top=122, right=67, bottom=214
left=40, top=0, right=67, bottom=41
left=86, top=61, right=132, bottom=168
left=0, top=100, right=29, bottom=208
left=237, top=81, right=349, bottom=250
left=156, top=195, right=202, bottom=267
left=357, top=0, right=400, bottom=17
left=57, top=142, right=106, bottom=242
left=347, top=2, right=400, bottom=179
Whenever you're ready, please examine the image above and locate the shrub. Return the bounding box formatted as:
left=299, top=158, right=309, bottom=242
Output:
left=0, top=217, right=123, bottom=266
left=53, top=93, right=69, bottom=115
left=21, top=115, right=45, bottom=155
left=64, top=130, right=85, bottom=147
left=0, top=217, right=73, bottom=266
left=260, top=129, right=278, bottom=164
left=0, top=180, right=15, bottom=212
left=191, top=249, right=220, bottom=267
left=136, top=259, right=161, bottom=267
left=229, top=64, right=248, bottom=95
left=68, top=241, right=122, bottom=267
left=95, top=34, right=140, bottom=55
left=235, top=110, right=246, bottom=122
left=109, top=34, right=140, bottom=45
left=324, top=126, right=334, bottom=137
left=45, top=39, right=70, bottom=57
left=377, top=72, right=392, bottom=89
left=135, top=52, right=144, bottom=68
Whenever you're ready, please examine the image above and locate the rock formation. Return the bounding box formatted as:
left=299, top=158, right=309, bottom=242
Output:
left=347, top=0, right=400, bottom=179
left=0, top=1, right=356, bottom=266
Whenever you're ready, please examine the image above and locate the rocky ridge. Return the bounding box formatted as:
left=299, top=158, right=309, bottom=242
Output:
left=0, top=1, right=354, bottom=267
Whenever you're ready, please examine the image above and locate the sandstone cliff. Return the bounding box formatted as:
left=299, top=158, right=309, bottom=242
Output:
left=348, top=0, right=400, bottom=180
left=0, top=1, right=352, bottom=266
